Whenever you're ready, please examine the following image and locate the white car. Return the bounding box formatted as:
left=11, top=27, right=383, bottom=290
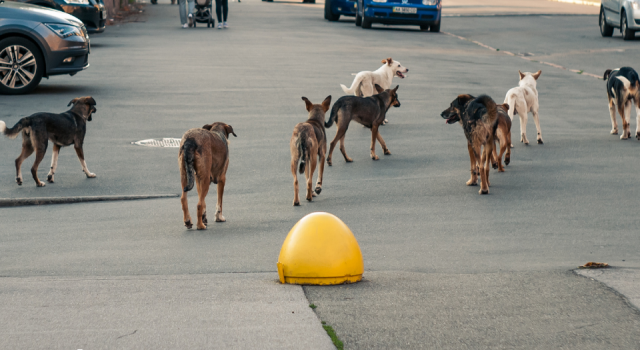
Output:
left=600, top=0, right=640, bottom=40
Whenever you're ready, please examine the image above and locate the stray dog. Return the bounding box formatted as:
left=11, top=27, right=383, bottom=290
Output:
left=0, top=96, right=97, bottom=187
left=604, top=67, right=640, bottom=139
left=492, top=103, right=512, bottom=172
left=504, top=70, right=543, bottom=145
left=179, top=122, right=236, bottom=230
left=290, top=96, right=331, bottom=206
left=340, top=58, right=408, bottom=124
left=325, top=85, right=400, bottom=165
left=441, top=94, right=499, bottom=195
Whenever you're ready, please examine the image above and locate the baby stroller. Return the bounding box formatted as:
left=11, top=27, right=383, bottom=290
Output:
left=193, top=0, right=214, bottom=28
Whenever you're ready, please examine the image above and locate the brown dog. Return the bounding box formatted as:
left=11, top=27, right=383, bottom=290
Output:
left=0, top=96, right=97, bottom=187
left=179, top=122, right=236, bottom=230
left=491, top=103, right=512, bottom=172
left=324, top=85, right=400, bottom=165
left=290, top=96, right=331, bottom=206
left=441, top=94, right=498, bottom=195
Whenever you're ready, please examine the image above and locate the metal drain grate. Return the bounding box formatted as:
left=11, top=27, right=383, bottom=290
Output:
left=131, top=138, right=182, bottom=148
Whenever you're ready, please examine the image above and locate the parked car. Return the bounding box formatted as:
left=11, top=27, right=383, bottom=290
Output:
left=600, top=0, right=639, bottom=40
left=0, top=0, right=90, bottom=94
left=324, top=0, right=357, bottom=21
left=355, top=0, right=441, bottom=31
left=10, top=0, right=106, bottom=34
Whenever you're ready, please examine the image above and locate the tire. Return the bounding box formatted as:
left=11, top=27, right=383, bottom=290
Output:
left=0, top=37, right=44, bottom=95
left=355, top=13, right=362, bottom=26
left=361, top=13, right=372, bottom=29
left=420, top=25, right=429, bottom=31
left=429, top=20, right=440, bottom=32
left=324, top=0, right=340, bottom=21
left=600, top=7, right=613, bottom=37
left=621, top=12, right=635, bottom=41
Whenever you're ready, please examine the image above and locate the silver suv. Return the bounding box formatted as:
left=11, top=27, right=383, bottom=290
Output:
left=600, top=0, right=640, bottom=40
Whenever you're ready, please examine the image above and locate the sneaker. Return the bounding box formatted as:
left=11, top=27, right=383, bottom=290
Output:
left=182, top=23, right=188, bottom=28
left=188, top=14, right=193, bottom=27
left=223, top=22, right=228, bottom=28
left=217, top=23, right=222, bottom=29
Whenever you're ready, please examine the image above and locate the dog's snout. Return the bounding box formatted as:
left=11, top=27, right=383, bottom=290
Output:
left=405, top=68, right=409, bottom=72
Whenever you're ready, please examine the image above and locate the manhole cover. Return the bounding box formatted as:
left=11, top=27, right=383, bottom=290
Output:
left=131, top=138, right=182, bottom=148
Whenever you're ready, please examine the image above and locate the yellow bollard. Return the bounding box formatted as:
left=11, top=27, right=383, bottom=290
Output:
left=277, top=212, right=364, bottom=285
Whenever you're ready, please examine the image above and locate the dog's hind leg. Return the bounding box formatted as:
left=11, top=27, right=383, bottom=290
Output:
left=376, top=132, right=391, bottom=155
left=370, top=126, right=380, bottom=160
left=338, top=135, right=352, bottom=163
left=517, top=102, right=529, bottom=145
left=478, top=145, right=489, bottom=195
left=531, top=107, right=543, bottom=144
left=466, top=143, right=478, bottom=186
left=30, top=141, right=47, bottom=187
left=491, top=139, right=499, bottom=170
left=635, top=102, right=640, bottom=140
left=315, top=148, right=325, bottom=195
left=195, top=177, right=210, bottom=230
left=15, top=134, right=34, bottom=186
left=47, top=144, right=61, bottom=183
left=306, top=152, right=317, bottom=201
left=620, top=102, right=631, bottom=140
left=215, top=176, right=226, bottom=222
left=291, top=156, right=300, bottom=206
left=505, top=132, right=512, bottom=166
left=608, top=97, right=618, bottom=135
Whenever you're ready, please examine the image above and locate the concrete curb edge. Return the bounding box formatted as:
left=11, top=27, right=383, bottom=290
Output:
left=0, top=194, right=180, bottom=208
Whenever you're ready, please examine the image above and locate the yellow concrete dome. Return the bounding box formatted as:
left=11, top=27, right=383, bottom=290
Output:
left=277, top=212, right=364, bottom=285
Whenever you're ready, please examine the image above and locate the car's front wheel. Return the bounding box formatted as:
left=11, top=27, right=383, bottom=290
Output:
left=0, top=37, right=44, bottom=95
left=600, top=7, right=613, bottom=37
left=361, top=11, right=372, bottom=29
left=621, top=12, right=635, bottom=40
left=355, top=12, right=362, bottom=26
left=429, top=20, right=440, bottom=32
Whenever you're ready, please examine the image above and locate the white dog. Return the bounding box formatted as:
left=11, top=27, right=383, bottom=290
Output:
left=341, top=58, right=408, bottom=124
left=504, top=70, right=543, bottom=145
left=341, top=58, right=408, bottom=97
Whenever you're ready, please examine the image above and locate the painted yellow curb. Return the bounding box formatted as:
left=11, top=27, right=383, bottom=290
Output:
left=277, top=212, right=364, bottom=285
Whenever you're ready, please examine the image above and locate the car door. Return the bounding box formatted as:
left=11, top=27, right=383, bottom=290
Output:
left=603, top=0, right=620, bottom=24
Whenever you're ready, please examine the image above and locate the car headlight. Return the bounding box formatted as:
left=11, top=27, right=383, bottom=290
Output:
left=371, top=0, right=386, bottom=3
left=64, top=0, right=90, bottom=4
left=422, top=0, right=438, bottom=4
left=44, top=23, right=84, bottom=39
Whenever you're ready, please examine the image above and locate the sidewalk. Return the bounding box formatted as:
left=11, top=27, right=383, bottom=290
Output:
left=443, top=0, right=600, bottom=16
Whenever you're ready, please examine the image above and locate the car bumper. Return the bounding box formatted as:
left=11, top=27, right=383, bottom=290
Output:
left=33, top=23, right=90, bottom=76
left=62, top=4, right=107, bottom=33
left=332, top=0, right=357, bottom=16
left=364, top=4, right=440, bottom=25
left=631, top=6, right=640, bottom=29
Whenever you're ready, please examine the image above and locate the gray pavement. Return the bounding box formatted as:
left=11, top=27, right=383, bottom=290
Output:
left=1, top=0, right=640, bottom=348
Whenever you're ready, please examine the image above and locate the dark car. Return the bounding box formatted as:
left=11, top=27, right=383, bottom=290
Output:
left=324, top=0, right=357, bottom=21
left=0, top=0, right=90, bottom=94
left=11, top=0, right=105, bottom=33
left=356, top=0, right=441, bottom=31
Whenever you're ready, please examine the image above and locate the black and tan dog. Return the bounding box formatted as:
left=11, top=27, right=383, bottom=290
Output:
left=604, top=67, right=640, bottom=140
left=324, top=84, right=400, bottom=165
left=179, top=122, right=236, bottom=230
left=0, top=96, right=97, bottom=187
left=491, top=103, right=512, bottom=172
left=441, top=94, right=499, bottom=195
left=290, top=96, right=331, bottom=206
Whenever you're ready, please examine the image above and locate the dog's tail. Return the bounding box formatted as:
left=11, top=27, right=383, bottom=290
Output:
left=475, top=95, right=498, bottom=121
left=504, top=93, right=518, bottom=121
left=604, top=69, right=613, bottom=81
left=180, top=138, right=197, bottom=192
left=0, top=118, right=30, bottom=140
left=340, top=73, right=365, bottom=96
left=296, top=129, right=309, bottom=174
left=325, top=102, right=341, bottom=128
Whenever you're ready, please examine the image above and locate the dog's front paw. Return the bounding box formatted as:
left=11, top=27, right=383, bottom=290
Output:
left=327, top=159, right=333, bottom=166
left=196, top=223, right=207, bottom=230
left=505, top=157, right=510, bottom=166
left=314, top=186, right=322, bottom=195
left=620, top=134, right=629, bottom=140
left=202, top=212, right=208, bottom=225
left=492, top=162, right=498, bottom=169
left=16, top=177, right=22, bottom=186
left=371, top=155, right=379, bottom=161
left=345, top=157, right=353, bottom=162
left=36, top=181, right=46, bottom=187
left=466, top=179, right=478, bottom=186
left=293, top=201, right=300, bottom=206
left=86, top=173, right=96, bottom=178
left=185, top=220, right=193, bottom=229
left=215, top=214, right=226, bottom=222
left=636, top=132, right=640, bottom=140
left=479, top=188, right=489, bottom=195
left=47, top=174, right=54, bottom=183
left=537, top=139, right=544, bottom=144
left=383, top=149, right=391, bottom=155
left=611, top=129, right=618, bottom=135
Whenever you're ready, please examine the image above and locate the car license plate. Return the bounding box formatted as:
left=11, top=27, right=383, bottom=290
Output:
left=102, top=10, right=107, bottom=20
left=393, top=7, right=417, bottom=13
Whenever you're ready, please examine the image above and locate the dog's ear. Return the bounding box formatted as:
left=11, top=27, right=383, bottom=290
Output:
left=86, top=96, right=96, bottom=106
left=386, top=58, right=393, bottom=65
left=532, top=70, right=542, bottom=80
left=67, top=97, right=80, bottom=107
left=224, top=124, right=237, bottom=138
left=374, top=84, right=384, bottom=94
left=202, top=124, right=214, bottom=130
left=321, top=95, right=332, bottom=112
left=603, top=69, right=612, bottom=80
left=502, top=103, right=510, bottom=111
left=518, top=70, right=525, bottom=80
left=393, top=85, right=399, bottom=92
left=302, top=97, right=313, bottom=112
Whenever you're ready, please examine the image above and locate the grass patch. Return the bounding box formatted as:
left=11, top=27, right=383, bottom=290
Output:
left=309, top=304, right=317, bottom=309
left=577, top=70, right=584, bottom=74
left=322, top=323, right=344, bottom=350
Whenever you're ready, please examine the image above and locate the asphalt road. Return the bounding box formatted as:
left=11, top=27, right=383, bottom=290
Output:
left=1, top=0, right=639, bottom=348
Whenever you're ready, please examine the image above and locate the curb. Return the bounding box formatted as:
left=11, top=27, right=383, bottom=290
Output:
left=0, top=194, right=179, bottom=208
left=442, top=13, right=597, bottom=18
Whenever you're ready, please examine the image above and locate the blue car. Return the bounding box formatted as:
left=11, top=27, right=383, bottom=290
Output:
left=324, top=0, right=357, bottom=21
left=354, top=0, right=441, bottom=31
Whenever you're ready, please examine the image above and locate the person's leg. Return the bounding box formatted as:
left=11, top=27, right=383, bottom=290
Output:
left=178, top=0, right=187, bottom=24
left=187, top=0, right=195, bottom=27
left=223, top=0, right=228, bottom=22
left=215, top=0, right=223, bottom=23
